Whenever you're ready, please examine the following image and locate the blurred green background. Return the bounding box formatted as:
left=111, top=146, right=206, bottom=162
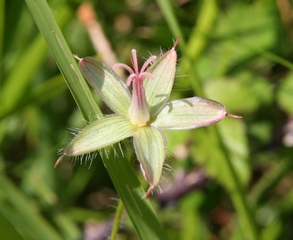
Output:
left=1, top=0, right=293, bottom=239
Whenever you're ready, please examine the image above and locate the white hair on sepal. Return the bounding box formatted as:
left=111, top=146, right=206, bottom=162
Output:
left=171, top=82, right=192, bottom=93
left=172, top=80, right=191, bottom=93
left=138, top=149, right=175, bottom=199
left=104, top=146, right=112, bottom=159
left=92, top=151, right=98, bottom=160
left=163, top=161, right=173, bottom=173
left=113, top=144, right=119, bottom=159
left=145, top=185, right=163, bottom=199
left=98, top=147, right=109, bottom=160
left=97, top=149, right=108, bottom=169
left=62, top=155, right=79, bottom=168
left=158, top=38, right=179, bottom=57
left=109, top=144, right=122, bottom=159
left=121, top=137, right=134, bottom=152
left=57, top=147, right=66, bottom=156
left=65, top=126, right=82, bottom=137
left=76, top=151, right=101, bottom=168
left=159, top=46, right=164, bottom=56
left=139, top=149, right=175, bottom=199
left=119, top=138, right=134, bottom=158
left=95, top=142, right=130, bottom=170
left=170, top=53, right=193, bottom=93
left=56, top=127, right=82, bottom=157
left=156, top=149, right=175, bottom=194
left=84, top=152, right=97, bottom=169
left=144, top=50, right=158, bottom=64
left=55, top=150, right=101, bottom=170
left=89, top=111, right=103, bottom=122
left=98, top=144, right=123, bottom=161
left=79, top=154, right=84, bottom=164
left=78, top=113, right=112, bottom=129
left=111, top=142, right=126, bottom=159
left=118, top=142, right=124, bottom=158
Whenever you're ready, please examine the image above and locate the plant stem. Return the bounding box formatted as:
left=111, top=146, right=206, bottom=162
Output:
left=157, top=0, right=259, bottom=239
left=110, top=200, right=124, bottom=240
left=212, top=126, right=259, bottom=240
left=25, top=1, right=168, bottom=239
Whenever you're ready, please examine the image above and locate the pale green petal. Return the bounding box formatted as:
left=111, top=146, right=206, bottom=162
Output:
left=80, top=57, right=131, bottom=117
left=144, top=47, right=177, bottom=116
left=63, top=116, right=136, bottom=156
left=133, top=126, right=166, bottom=190
left=152, top=97, right=227, bottom=130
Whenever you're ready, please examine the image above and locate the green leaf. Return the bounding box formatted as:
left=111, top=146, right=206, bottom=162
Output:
left=218, top=119, right=250, bottom=187
left=192, top=119, right=249, bottom=189
left=25, top=0, right=101, bottom=119
left=205, top=73, right=272, bottom=113
left=25, top=1, right=169, bottom=239
left=0, top=35, right=47, bottom=118
left=277, top=72, right=293, bottom=115
left=0, top=0, right=3, bottom=75
left=0, top=174, right=62, bottom=240
left=104, top=150, right=168, bottom=240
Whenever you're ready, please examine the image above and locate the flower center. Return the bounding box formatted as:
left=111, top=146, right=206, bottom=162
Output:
left=114, top=50, right=156, bottom=126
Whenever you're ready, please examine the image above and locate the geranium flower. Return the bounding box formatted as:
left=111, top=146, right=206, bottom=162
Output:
left=55, top=38, right=241, bottom=198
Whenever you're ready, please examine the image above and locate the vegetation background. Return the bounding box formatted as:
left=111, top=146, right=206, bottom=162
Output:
left=1, top=0, right=293, bottom=239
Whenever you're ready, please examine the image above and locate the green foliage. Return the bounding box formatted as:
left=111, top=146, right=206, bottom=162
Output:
left=1, top=0, right=293, bottom=239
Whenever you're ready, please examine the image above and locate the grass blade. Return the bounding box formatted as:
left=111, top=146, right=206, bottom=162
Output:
left=24, top=0, right=168, bottom=239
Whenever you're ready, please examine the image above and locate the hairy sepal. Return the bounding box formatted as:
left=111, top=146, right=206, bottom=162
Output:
left=63, top=115, right=136, bottom=156
left=79, top=57, right=131, bottom=117
left=144, top=47, right=177, bottom=116
left=152, top=97, right=227, bottom=130
left=133, top=126, right=166, bottom=198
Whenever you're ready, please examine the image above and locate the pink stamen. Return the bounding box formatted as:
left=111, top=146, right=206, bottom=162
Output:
left=140, top=55, right=157, bottom=73
left=113, top=49, right=157, bottom=126
left=113, top=63, right=134, bottom=75
left=131, top=49, right=139, bottom=75
left=126, top=74, right=136, bottom=86
left=140, top=72, right=155, bottom=81
left=114, top=49, right=156, bottom=85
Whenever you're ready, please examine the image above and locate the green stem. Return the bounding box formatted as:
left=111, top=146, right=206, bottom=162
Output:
left=158, top=0, right=259, bottom=239
left=236, top=38, right=293, bottom=71
left=110, top=200, right=124, bottom=240
left=25, top=1, right=168, bottom=239
left=212, top=126, right=259, bottom=239
left=156, top=0, right=186, bottom=49
left=24, top=0, right=101, bottom=119
left=0, top=0, right=4, bottom=83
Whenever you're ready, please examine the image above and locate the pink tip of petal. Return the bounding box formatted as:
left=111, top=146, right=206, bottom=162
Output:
left=145, top=185, right=155, bottom=199
left=54, top=155, right=64, bottom=168
left=173, top=37, right=180, bottom=49
left=73, top=54, right=82, bottom=61
left=226, top=113, right=243, bottom=119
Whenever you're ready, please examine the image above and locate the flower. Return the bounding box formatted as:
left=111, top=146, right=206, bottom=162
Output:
left=55, top=38, right=241, bottom=198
